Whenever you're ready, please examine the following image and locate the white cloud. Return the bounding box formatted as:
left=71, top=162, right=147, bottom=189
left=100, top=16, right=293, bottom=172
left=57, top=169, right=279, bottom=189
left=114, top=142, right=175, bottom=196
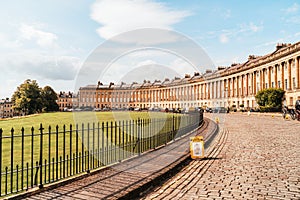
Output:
left=0, top=22, right=82, bottom=83
left=214, top=22, right=263, bottom=44
left=0, top=32, right=22, bottom=49
left=90, top=0, right=191, bottom=40
left=283, top=3, right=299, bottom=14
left=0, top=53, right=81, bottom=97
left=223, top=9, right=231, bottom=19
left=2, top=53, right=81, bottom=80
left=249, top=23, right=260, bottom=32
left=20, top=23, right=58, bottom=48
left=219, top=34, right=229, bottom=43
left=286, top=16, right=300, bottom=24
left=239, top=22, right=263, bottom=33
left=282, top=3, right=300, bottom=24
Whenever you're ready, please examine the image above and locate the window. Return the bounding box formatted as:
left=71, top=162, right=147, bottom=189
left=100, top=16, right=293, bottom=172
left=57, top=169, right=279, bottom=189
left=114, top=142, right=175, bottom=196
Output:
left=293, top=77, right=296, bottom=89
left=278, top=81, right=281, bottom=88
left=292, top=60, right=295, bottom=68
left=272, top=82, right=274, bottom=88
left=285, top=79, right=288, bottom=90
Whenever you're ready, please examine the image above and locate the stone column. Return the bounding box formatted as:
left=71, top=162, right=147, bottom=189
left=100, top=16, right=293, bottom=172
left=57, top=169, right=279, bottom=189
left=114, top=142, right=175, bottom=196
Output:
left=223, top=79, right=228, bottom=98
left=203, top=83, right=206, bottom=100
left=241, top=75, right=244, bottom=97
left=199, top=84, right=202, bottom=100
left=288, top=59, right=292, bottom=90
left=215, top=81, right=218, bottom=99
left=200, top=84, right=202, bottom=100
left=268, top=66, right=271, bottom=88
left=251, top=73, right=254, bottom=95
left=215, top=81, right=217, bottom=99
left=207, top=83, right=210, bottom=100
left=281, top=62, right=285, bottom=90
left=194, top=85, right=197, bottom=101
left=212, top=82, right=214, bottom=100
left=236, top=76, right=239, bottom=97
left=296, top=57, right=300, bottom=89
left=232, top=78, right=235, bottom=97
left=228, top=78, right=231, bottom=97
left=253, top=71, right=257, bottom=95
left=219, top=80, right=222, bottom=99
left=262, top=68, right=267, bottom=89
left=275, top=65, right=278, bottom=88
left=260, top=69, right=264, bottom=90
left=246, top=74, right=249, bottom=96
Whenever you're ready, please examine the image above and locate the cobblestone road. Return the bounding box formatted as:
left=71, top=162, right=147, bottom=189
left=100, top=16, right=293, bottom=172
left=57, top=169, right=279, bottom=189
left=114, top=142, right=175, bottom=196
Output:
left=143, top=113, right=300, bottom=200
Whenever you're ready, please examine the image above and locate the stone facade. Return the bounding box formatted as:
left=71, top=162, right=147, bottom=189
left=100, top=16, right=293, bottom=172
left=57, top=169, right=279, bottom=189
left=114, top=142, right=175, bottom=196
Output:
left=77, top=42, right=300, bottom=110
left=0, top=98, right=14, bottom=118
left=57, top=91, right=78, bottom=111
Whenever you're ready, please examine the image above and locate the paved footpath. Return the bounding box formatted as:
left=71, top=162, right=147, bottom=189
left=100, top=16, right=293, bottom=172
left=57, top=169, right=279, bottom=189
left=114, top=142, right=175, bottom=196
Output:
left=143, top=113, right=300, bottom=200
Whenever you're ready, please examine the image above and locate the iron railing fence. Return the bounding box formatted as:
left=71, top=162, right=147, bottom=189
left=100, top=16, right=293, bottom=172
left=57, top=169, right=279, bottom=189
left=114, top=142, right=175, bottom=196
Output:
left=0, top=112, right=203, bottom=197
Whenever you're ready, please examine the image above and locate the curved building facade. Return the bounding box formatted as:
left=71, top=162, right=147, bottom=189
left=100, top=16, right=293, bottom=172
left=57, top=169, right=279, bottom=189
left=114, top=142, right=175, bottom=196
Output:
left=76, top=42, right=300, bottom=110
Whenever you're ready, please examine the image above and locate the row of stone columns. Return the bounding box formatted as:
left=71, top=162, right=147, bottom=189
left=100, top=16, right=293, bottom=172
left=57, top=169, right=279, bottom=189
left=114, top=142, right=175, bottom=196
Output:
left=82, top=56, right=300, bottom=108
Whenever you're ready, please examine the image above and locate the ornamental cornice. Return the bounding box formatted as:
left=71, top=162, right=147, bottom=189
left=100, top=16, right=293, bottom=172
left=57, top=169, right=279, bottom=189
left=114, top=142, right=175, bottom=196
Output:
left=217, top=41, right=300, bottom=78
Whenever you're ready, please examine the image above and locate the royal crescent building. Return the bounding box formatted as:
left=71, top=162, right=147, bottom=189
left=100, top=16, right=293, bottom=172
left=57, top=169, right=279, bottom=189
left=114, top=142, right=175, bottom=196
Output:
left=73, top=42, right=300, bottom=111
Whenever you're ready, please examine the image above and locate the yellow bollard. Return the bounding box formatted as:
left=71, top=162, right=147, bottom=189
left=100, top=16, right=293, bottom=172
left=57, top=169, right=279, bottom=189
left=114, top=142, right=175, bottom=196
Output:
left=285, top=115, right=289, bottom=120
left=215, top=117, right=220, bottom=124
left=271, top=115, right=274, bottom=118
left=190, top=136, right=205, bottom=159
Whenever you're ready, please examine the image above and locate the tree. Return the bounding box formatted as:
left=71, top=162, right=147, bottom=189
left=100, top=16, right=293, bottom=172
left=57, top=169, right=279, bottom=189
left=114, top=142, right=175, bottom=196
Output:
left=255, top=88, right=285, bottom=111
left=42, top=86, right=59, bottom=112
left=12, top=79, right=43, bottom=115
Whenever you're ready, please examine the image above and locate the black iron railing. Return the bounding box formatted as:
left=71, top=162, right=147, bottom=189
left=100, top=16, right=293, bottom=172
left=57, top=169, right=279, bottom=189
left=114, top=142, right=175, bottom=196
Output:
left=0, top=112, right=203, bottom=197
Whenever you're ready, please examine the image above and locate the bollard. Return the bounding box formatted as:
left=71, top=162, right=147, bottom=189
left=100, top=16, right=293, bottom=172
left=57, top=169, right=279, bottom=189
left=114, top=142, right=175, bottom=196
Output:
left=190, top=136, right=205, bottom=159
left=215, top=117, right=220, bottom=124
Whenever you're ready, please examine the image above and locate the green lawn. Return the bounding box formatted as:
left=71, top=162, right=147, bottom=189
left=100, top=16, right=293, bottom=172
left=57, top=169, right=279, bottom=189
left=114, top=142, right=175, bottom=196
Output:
left=0, top=111, right=192, bottom=196
left=0, top=111, right=170, bottom=135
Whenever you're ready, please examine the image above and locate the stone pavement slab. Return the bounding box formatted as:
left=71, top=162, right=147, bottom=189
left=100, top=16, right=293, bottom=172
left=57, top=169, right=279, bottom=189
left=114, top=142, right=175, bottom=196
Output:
left=143, top=113, right=300, bottom=200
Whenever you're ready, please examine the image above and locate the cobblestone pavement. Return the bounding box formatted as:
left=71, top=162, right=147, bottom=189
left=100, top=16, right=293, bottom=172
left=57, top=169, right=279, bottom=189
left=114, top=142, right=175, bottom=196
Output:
left=143, top=113, right=300, bottom=200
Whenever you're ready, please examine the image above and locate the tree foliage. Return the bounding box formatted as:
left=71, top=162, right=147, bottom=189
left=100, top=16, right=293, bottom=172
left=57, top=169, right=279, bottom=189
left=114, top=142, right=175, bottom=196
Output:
left=42, top=86, right=59, bottom=112
left=255, top=88, right=285, bottom=108
left=12, top=79, right=58, bottom=115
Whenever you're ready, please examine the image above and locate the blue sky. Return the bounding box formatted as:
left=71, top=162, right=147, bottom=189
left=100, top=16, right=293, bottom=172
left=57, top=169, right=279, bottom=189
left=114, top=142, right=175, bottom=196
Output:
left=1, top=0, right=300, bottom=98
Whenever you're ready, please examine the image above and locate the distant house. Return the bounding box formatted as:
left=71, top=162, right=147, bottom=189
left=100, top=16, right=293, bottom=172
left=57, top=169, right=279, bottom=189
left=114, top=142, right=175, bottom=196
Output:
left=0, top=98, right=14, bottom=118
left=57, top=91, right=78, bottom=111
